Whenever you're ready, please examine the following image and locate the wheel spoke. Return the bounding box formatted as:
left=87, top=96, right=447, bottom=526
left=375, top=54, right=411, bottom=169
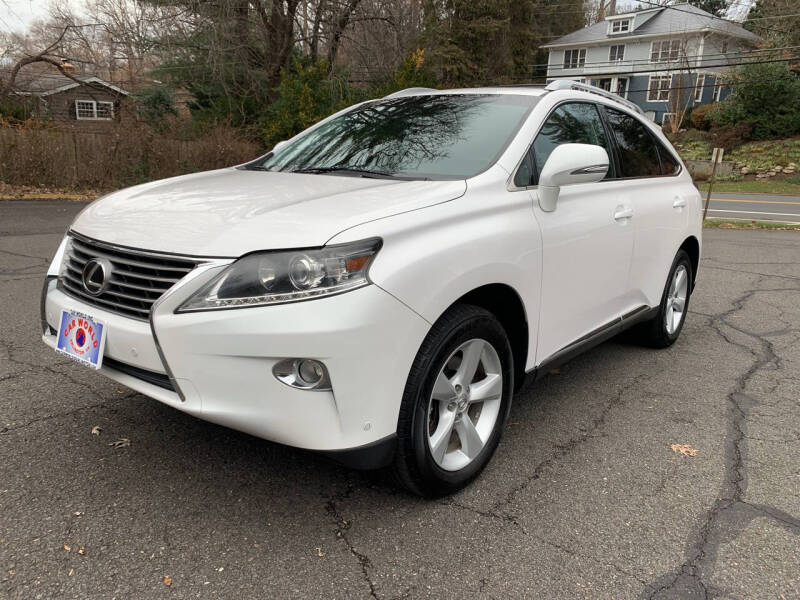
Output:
left=455, top=340, right=484, bottom=386
left=469, top=373, right=502, bottom=403
left=455, top=417, right=484, bottom=459
left=674, top=268, right=686, bottom=293
left=429, top=409, right=456, bottom=464
left=432, top=371, right=456, bottom=402
left=665, top=305, right=674, bottom=333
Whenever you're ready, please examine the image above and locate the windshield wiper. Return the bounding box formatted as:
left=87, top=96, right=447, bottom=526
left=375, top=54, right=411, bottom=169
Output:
left=289, top=166, right=426, bottom=180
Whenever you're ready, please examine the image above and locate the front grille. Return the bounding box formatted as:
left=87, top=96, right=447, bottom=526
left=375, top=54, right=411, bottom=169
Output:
left=58, top=234, right=199, bottom=320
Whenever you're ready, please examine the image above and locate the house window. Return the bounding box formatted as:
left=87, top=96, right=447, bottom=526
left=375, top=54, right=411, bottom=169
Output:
left=694, top=74, right=705, bottom=102
left=563, top=48, right=586, bottom=69
left=713, top=79, right=724, bottom=102
left=609, top=45, right=625, bottom=62
left=650, top=39, right=682, bottom=62
left=610, top=19, right=631, bottom=34
left=75, top=100, right=114, bottom=120
left=647, top=75, right=672, bottom=102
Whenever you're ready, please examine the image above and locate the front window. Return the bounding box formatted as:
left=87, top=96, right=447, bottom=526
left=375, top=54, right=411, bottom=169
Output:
left=609, top=45, right=625, bottom=62
left=650, top=39, right=682, bottom=63
left=75, top=100, right=114, bottom=120
left=647, top=75, right=672, bottom=102
left=253, top=94, right=538, bottom=180
left=530, top=102, right=616, bottom=183
left=563, top=48, right=586, bottom=69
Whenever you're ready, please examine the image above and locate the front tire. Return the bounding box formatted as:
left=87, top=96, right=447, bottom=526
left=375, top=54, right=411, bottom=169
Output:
left=632, top=249, right=693, bottom=348
left=393, top=304, right=514, bottom=497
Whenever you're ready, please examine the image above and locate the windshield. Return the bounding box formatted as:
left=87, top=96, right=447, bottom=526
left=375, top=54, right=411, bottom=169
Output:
left=252, top=94, right=538, bottom=180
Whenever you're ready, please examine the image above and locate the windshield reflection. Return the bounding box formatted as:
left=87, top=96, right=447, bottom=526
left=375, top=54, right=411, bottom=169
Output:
left=256, top=94, right=537, bottom=180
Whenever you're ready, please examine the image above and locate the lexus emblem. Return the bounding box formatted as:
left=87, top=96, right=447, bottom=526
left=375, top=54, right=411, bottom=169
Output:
left=81, top=258, right=111, bottom=296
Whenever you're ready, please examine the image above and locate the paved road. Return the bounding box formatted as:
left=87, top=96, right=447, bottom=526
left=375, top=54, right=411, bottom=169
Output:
left=706, top=192, right=800, bottom=224
left=2, top=200, right=799, bottom=599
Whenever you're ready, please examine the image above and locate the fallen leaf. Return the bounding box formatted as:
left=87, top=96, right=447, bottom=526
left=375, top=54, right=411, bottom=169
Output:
left=68, top=569, right=74, bottom=576
left=316, top=547, right=325, bottom=558
left=116, top=387, right=124, bottom=393
left=77, top=546, right=86, bottom=556
left=63, top=544, right=71, bottom=552
left=108, top=438, right=130, bottom=448
left=217, top=567, right=224, bottom=572
left=91, top=426, right=102, bottom=436
left=163, top=575, right=172, bottom=587
left=671, top=443, right=698, bottom=457
left=74, top=511, right=83, bottom=517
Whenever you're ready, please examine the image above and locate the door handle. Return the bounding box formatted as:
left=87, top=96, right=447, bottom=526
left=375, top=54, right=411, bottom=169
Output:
left=613, top=206, right=633, bottom=221
left=673, top=197, right=687, bottom=209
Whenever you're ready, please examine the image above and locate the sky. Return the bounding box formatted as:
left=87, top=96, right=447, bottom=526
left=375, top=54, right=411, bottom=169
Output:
left=0, top=0, right=79, bottom=34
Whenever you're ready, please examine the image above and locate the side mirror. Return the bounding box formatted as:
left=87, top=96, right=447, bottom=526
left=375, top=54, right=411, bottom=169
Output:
left=272, top=140, right=288, bottom=153
left=537, top=143, right=609, bottom=212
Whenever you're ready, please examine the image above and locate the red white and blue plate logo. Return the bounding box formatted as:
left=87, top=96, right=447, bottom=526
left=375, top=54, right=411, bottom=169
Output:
left=55, top=310, right=106, bottom=369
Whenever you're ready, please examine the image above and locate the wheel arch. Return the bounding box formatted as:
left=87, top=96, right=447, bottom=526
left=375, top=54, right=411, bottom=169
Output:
left=450, top=283, right=529, bottom=391
left=679, top=235, right=700, bottom=290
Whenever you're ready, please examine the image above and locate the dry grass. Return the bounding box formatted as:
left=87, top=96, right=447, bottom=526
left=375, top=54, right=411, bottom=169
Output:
left=0, top=122, right=260, bottom=192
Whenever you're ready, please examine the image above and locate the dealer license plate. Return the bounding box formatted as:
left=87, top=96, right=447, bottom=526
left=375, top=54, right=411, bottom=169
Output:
left=55, top=310, right=107, bottom=369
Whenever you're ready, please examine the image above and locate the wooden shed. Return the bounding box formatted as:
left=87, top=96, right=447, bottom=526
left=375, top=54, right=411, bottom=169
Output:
left=15, top=73, right=131, bottom=129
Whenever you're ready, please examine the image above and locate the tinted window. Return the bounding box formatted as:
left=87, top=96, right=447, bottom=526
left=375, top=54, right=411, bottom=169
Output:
left=655, top=139, right=680, bottom=175
left=531, top=103, right=615, bottom=183
left=255, top=94, right=537, bottom=180
left=603, top=108, right=661, bottom=178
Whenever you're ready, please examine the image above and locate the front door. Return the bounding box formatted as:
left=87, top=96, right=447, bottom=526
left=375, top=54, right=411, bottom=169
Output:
left=528, top=102, right=635, bottom=364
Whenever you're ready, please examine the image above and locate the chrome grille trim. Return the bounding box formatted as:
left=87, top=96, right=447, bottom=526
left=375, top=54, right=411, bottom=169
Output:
left=58, top=233, right=201, bottom=321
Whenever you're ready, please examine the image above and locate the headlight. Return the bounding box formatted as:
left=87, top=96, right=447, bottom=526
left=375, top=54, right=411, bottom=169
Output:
left=176, top=238, right=381, bottom=312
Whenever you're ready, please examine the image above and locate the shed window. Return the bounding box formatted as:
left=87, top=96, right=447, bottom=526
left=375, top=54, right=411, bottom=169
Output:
left=75, top=100, right=114, bottom=120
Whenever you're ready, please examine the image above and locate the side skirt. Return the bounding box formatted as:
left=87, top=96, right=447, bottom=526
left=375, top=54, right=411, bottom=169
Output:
left=523, top=305, right=658, bottom=385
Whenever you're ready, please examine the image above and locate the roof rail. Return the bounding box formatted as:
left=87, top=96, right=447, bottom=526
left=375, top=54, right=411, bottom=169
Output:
left=544, top=80, right=645, bottom=115
left=383, top=87, right=437, bottom=98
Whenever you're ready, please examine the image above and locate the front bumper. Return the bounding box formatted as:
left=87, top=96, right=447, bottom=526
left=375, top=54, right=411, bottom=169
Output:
left=42, top=263, right=431, bottom=455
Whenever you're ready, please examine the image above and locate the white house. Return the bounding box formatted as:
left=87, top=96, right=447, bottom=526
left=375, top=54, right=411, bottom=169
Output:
left=540, top=3, right=761, bottom=123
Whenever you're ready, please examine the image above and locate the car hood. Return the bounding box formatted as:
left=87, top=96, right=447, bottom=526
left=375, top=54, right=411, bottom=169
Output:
left=71, top=168, right=467, bottom=257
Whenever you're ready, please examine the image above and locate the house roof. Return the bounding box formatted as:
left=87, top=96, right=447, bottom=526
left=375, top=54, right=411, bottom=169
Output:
left=541, top=3, right=761, bottom=48
left=14, top=73, right=129, bottom=97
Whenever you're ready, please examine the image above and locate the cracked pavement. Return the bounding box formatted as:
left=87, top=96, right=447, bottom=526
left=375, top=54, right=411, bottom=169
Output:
left=2, top=199, right=799, bottom=599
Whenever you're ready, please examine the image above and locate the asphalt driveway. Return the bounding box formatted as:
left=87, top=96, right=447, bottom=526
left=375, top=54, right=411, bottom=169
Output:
left=2, top=200, right=799, bottom=599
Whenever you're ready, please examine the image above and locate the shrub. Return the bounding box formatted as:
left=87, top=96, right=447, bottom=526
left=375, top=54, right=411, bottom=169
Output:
left=707, top=62, right=800, bottom=139
left=690, top=103, right=714, bottom=131
left=260, top=54, right=365, bottom=148
left=709, top=123, right=753, bottom=152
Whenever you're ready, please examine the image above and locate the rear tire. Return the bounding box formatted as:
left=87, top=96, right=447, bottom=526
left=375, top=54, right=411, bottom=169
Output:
left=393, top=304, right=514, bottom=497
left=631, top=249, right=693, bottom=348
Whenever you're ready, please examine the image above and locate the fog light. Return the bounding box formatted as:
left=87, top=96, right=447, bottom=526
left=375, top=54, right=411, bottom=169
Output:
left=273, top=358, right=331, bottom=391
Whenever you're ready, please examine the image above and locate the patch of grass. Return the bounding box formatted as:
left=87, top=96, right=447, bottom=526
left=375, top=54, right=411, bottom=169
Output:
left=699, top=179, right=800, bottom=195
left=703, top=219, right=800, bottom=230
left=727, top=137, right=800, bottom=171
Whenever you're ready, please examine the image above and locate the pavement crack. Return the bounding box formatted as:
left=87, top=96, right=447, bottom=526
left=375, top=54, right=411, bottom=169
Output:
left=324, top=481, right=379, bottom=599
left=640, top=283, right=793, bottom=599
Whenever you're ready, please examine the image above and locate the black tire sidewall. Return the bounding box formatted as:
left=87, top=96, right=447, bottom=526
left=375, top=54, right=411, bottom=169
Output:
left=407, top=308, right=514, bottom=496
left=659, top=250, right=693, bottom=344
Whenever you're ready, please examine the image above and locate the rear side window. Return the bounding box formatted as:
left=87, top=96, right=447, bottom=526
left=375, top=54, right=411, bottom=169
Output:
left=655, top=139, right=680, bottom=175
left=603, top=108, right=661, bottom=178
left=531, top=102, right=615, bottom=184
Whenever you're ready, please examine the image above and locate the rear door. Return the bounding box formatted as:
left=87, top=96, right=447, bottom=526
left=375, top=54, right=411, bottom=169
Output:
left=601, top=106, right=688, bottom=309
left=526, top=102, right=636, bottom=364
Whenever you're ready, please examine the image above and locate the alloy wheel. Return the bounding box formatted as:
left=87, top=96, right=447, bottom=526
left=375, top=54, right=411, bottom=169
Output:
left=426, top=338, right=503, bottom=471
left=665, top=264, right=688, bottom=335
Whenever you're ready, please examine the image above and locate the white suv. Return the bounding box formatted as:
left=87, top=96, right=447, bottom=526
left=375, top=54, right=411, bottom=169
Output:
left=42, top=82, right=701, bottom=496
